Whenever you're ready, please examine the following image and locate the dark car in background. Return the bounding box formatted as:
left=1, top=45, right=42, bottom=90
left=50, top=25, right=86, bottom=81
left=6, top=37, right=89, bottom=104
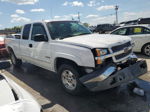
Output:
left=120, top=17, right=150, bottom=26
left=93, top=24, right=119, bottom=34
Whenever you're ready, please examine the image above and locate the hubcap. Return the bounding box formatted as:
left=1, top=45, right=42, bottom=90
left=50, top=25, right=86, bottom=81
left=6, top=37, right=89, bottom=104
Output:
left=144, top=44, right=150, bottom=56
left=61, top=70, right=77, bottom=90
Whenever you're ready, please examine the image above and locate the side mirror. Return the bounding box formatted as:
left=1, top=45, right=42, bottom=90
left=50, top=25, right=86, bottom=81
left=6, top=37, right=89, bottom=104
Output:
left=33, top=34, right=48, bottom=42
left=0, top=61, right=11, bottom=70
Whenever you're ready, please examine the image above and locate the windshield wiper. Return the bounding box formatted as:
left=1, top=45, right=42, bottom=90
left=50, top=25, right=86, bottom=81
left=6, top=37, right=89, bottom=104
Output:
left=77, top=33, right=91, bottom=36
left=59, top=34, right=75, bottom=39
left=57, top=33, right=91, bottom=40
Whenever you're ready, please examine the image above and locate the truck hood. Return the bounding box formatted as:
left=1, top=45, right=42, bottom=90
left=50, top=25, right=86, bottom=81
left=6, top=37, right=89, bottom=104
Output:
left=58, top=34, right=131, bottom=48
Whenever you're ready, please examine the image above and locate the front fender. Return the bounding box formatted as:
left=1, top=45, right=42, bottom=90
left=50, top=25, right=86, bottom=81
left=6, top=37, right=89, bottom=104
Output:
left=54, top=52, right=83, bottom=66
left=50, top=42, right=95, bottom=72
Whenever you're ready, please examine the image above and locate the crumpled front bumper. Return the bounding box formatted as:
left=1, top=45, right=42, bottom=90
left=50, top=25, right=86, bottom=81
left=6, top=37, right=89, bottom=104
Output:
left=80, top=60, right=147, bottom=92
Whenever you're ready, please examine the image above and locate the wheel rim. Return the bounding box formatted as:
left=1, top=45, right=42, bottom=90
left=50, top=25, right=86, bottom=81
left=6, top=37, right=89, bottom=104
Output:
left=61, top=70, right=77, bottom=90
left=144, top=44, right=150, bottom=56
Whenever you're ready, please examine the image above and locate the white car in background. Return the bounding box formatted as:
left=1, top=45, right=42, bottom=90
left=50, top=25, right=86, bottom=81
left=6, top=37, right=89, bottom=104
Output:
left=6, top=34, right=21, bottom=39
left=110, top=25, right=150, bottom=56
left=0, top=61, right=42, bottom=112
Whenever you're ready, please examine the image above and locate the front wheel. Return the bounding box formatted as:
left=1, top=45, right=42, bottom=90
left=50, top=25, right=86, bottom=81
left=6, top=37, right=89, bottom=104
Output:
left=142, top=43, right=150, bottom=56
left=58, top=64, right=85, bottom=95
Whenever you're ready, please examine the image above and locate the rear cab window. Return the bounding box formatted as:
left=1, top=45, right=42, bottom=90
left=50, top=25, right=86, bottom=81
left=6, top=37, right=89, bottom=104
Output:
left=22, top=24, right=31, bottom=40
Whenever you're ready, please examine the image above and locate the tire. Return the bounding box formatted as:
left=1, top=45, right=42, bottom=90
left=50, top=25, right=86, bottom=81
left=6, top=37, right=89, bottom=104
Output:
left=58, top=63, right=85, bottom=95
left=142, top=43, right=150, bottom=56
left=10, top=51, right=22, bottom=67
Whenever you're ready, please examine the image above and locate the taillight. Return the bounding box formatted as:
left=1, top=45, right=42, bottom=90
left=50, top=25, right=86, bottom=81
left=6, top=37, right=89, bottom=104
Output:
left=0, top=41, right=5, bottom=48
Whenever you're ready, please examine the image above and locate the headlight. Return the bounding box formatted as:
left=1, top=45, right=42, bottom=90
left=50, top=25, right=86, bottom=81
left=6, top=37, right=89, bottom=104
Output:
left=95, top=48, right=108, bottom=56
left=95, top=48, right=109, bottom=65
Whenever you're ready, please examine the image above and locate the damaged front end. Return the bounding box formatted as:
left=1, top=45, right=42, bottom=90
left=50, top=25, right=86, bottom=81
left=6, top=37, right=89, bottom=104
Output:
left=80, top=60, right=147, bottom=92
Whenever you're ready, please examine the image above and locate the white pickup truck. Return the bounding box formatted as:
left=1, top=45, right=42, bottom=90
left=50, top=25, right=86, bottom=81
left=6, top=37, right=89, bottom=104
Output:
left=5, top=20, right=147, bottom=95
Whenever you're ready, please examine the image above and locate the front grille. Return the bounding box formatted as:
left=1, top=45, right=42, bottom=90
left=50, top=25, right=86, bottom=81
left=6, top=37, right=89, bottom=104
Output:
left=112, top=42, right=131, bottom=52
left=115, top=49, right=132, bottom=60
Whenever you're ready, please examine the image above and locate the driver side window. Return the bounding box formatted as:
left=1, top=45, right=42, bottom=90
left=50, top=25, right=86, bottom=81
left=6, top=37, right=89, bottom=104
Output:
left=31, top=23, right=48, bottom=41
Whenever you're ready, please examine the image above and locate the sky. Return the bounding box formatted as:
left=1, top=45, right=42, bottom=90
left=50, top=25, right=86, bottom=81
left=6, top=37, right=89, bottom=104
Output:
left=0, top=0, right=150, bottom=29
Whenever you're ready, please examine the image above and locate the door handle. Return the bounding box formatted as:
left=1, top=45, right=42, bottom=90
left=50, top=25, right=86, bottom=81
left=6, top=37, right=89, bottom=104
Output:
left=29, top=44, right=33, bottom=48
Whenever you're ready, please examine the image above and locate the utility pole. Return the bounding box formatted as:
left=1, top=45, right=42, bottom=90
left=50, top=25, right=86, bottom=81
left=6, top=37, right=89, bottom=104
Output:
left=115, top=5, right=119, bottom=25
left=78, top=12, right=80, bottom=22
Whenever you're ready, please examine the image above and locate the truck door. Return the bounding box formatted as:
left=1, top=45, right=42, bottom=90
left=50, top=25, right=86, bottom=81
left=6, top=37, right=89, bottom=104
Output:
left=29, top=23, right=51, bottom=70
left=20, top=24, right=33, bottom=62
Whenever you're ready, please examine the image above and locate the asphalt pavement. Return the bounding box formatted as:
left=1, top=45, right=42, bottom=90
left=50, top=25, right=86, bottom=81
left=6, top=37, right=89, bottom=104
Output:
left=1, top=53, right=150, bottom=112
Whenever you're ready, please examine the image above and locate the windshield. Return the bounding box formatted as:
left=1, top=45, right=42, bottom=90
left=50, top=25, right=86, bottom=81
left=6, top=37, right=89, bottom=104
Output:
left=47, top=21, right=92, bottom=39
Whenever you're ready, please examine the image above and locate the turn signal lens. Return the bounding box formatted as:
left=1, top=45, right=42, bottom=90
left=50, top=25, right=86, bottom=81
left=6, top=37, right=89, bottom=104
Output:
left=95, top=49, right=101, bottom=56
left=96, top=58, right=102, bottom=64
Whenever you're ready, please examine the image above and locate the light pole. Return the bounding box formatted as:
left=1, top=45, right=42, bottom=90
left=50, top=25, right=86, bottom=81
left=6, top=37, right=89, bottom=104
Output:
left=115, top=5, right=119, bottom=25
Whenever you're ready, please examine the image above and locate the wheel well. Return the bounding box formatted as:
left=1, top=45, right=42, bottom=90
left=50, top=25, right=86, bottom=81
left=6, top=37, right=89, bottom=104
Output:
left=7, top=47, right=14, bottom=54
left=141, top=42, right=150, bottom=53
left=55, top=58, right=78, bottom=72
left=7, top=47, right=13, bottom=52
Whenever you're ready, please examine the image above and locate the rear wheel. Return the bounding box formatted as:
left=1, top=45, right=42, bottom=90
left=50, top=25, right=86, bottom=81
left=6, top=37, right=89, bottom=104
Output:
left=142, top=43, right=150, bottom=56
left=58, top=63, right=85, bottom=95
left=10, top=51, right=22, bottom=67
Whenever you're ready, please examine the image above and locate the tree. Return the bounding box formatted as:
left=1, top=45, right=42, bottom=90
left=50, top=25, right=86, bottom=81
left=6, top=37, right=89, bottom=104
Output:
left=4, top=26, right=22, bottom=33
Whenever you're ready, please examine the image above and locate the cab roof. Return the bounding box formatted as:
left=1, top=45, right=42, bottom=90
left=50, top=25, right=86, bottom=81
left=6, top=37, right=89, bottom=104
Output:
left=25, top=20, right=78, bottom=25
